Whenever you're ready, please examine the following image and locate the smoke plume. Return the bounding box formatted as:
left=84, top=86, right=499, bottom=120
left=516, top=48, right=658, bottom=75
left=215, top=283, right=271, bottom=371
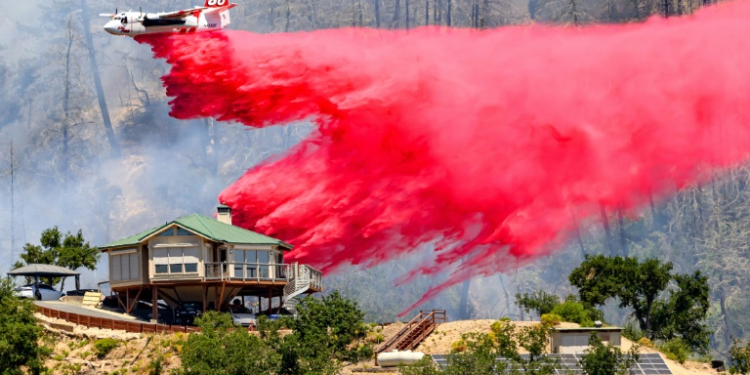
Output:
left=138, top=1, right=750, bottom=311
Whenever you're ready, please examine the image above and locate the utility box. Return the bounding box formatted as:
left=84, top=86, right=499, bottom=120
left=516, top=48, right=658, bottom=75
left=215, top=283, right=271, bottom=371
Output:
left=550, top=327, right=622, bottom=354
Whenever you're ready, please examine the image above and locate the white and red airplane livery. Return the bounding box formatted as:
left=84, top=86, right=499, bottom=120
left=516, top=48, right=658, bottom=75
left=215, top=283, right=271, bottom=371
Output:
left=101, top=0, right=237, bottom=36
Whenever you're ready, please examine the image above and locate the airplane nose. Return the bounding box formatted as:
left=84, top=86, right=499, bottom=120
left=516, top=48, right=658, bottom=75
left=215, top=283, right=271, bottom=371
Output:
left=104, top=21, right=119, bottom=35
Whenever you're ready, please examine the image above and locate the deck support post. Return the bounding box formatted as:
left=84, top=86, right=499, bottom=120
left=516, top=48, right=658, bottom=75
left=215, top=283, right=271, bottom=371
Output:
left=202, top=285, right=207, bottom=313
left=151, top=286, right=158, bottom=323
left=218, top=282, right=226, bottom=310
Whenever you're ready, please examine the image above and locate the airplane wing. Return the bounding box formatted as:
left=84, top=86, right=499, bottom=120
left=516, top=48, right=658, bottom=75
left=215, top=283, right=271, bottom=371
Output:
left=159, top=8, right=209, bottom=19
left=204, top=3, right=237, bottom=13
left=160, top=3, right=236, bottom=19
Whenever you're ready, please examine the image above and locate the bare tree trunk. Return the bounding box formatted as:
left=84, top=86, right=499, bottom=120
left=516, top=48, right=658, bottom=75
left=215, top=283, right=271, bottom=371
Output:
left=617, top=209, right=628, bottom=256
left=392, top=0, right=401, bottom=27
left=719, top=283, right=733, bottom=359
left=600, top=205, right=616, bottom=256
left=499, top=274, right=511, bottom=318
left=374, top=0, right=381, bottom=27
left=9, top=142, right=15, bottom=262
left=285, top=0, right=291, bottom=31
left=459, top=280, right=471, bottom=319
left=63, top=18, right=74, bottom=173
left=406, top=0, right=410, bottom=29
left=129, top=68, right=150, bottom=106
left=205, top=118, right=218, bottom=175
left=425, top=0, right=430, bottom=24
left=570, top=209, right=587, bottom=258
left=446, top=0, right=452, bottom=26
left=358, top=0, right=364, bottom=26
left=80, top=0, right=120, bottom=157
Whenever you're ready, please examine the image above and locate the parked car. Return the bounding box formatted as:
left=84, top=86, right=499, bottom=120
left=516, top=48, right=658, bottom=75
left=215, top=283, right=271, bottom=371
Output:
left=223, top=305, right=257, bottom=327
left=175, top=302, right=202, bottom=326
left=14, top=284, right=65, bottom=301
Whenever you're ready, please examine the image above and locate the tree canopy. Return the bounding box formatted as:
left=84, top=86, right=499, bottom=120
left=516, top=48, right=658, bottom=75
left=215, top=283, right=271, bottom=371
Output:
left=569, top=255, right=709, bottom=353
left=0, top=279, right=50, bottom=375
left=14, top=227, right=98, bottom=289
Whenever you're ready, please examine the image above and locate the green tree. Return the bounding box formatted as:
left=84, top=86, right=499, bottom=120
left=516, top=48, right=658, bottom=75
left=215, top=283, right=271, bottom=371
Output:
left=730, top=339, right=750, bottom=375
left=290, top=290, right=369, bottom=361
left=0, top=279, right=50, bottom=375
left=16, top=227, right=99, bottom=289
left=569, top=255, right=672, bottom=337
left=549, top=295, right=602, bottom=327
left=515, top=290, right=560, bottom=318
left=177, top=311, right=278, bottom=375
left=651, top=271, right=711, bottom=353
left=579, top=333, right=638, bottom=375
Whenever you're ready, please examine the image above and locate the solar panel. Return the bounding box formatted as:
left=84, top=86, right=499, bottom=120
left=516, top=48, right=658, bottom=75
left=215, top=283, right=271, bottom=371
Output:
left=431, top=352, right=673, bottom=375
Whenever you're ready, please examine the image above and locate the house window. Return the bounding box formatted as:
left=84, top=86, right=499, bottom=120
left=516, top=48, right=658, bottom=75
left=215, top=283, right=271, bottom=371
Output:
left=111, top=250, right=140, bottom=281
left=232, top=250, right=271, bottom=278
left=153, top=247, right=200, bottom=275
left=157, top=229, right=174, bottom=237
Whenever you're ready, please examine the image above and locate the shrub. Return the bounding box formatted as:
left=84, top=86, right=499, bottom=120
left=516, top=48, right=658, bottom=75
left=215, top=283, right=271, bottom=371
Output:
left=499, top=317, right=511, bottom=322
left=0, top=278, right=50, bottom=374
left=148, top=355, right=163, bottom=375
left=623, top=323, right=644, bottom=341
left=730, top=339, right=750, bottom=375
left=580, top=333, right=638, bottom=375
left=400, top=357, right=441, bottom=375
left=94, top=338, right=120, bottom=358
left=451, top=339, right=468, bottom=353
left=660, top=338, right=690, bottom=364
left=637, top=337, right=653, bottom=348
left=541, top=314, right=562, bottom=326
left=550, top=298, right=596, bottom=327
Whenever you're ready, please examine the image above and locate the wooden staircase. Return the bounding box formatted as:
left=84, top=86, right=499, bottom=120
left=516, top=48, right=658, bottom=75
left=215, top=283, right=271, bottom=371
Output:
left=376, top=310, right=446, bottom=356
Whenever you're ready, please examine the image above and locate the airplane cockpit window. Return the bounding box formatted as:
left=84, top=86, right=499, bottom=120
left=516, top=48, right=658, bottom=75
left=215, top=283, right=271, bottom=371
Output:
left=122, top=16, right=128, bottom=24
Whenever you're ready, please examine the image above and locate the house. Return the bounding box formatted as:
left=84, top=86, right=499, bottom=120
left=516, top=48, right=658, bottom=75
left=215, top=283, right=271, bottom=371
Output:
left=550, top=326, right=623, bottom=354
left=99, top=205, right=322, bottom=322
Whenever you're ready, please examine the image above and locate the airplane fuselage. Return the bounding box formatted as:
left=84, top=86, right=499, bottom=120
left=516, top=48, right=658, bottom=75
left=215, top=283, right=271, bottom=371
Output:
left=104, top=11, right=224, bottom=36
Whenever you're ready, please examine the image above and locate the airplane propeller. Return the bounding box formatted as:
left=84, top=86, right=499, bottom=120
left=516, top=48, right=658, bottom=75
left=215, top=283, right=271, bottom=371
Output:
left=98, top=8, right=118, bottom=18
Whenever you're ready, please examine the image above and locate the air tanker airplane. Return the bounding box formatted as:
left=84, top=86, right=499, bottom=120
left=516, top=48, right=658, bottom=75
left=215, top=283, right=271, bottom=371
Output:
left=101, top=0, right=237, bottom=36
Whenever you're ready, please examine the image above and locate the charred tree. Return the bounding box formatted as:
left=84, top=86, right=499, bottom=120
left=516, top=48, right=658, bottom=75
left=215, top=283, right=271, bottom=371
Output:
left=425, top=0, right=430, bottom=24
left=9, top=142, right=15, bottom=262
left=374, top=0, right=382, bottom=27
left=392, top=0, right=402, bottom=27
left=63, top=17, right=74, bottom=173
left=617, top=209, right=628, bottom=256
left=285, top=0, right=291, bottom=31
left=600, top=205, right=616, bottom=255
left=406, top=0, right=410, bottom=29
left=446, top=0, right=452, bottom=26
left=80, top=0, right=120, bottom=157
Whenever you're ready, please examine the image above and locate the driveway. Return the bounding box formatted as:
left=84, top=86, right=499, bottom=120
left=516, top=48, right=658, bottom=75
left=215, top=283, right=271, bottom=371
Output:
left=35, top=301, right=141, bottom=322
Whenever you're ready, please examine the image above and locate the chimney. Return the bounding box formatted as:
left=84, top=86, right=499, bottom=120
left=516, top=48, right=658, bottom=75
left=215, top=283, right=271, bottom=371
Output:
left=217, top=205, right=232, bottom=225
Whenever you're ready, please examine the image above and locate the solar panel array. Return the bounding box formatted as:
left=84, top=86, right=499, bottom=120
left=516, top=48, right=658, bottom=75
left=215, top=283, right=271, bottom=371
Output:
left=431, top=353, right=672, bottom=375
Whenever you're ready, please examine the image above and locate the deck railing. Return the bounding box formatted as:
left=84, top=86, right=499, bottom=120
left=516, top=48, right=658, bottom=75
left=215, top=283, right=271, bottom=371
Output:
left=204, top=262, right=289, bottom=282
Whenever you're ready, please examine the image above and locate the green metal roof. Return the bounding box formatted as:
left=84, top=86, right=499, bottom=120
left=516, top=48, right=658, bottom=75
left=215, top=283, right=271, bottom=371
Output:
left=101, top=214, right=293, bottom=251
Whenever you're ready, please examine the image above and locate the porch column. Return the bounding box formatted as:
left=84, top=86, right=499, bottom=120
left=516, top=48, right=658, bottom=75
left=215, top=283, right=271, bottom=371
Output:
left=75, top=275, right=80, bottom=290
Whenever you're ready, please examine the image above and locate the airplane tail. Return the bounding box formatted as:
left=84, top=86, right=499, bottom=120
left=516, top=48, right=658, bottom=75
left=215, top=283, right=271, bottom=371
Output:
left=204, top=0, right=230, bottom=7
left=203, top=0, right=235, bottom=27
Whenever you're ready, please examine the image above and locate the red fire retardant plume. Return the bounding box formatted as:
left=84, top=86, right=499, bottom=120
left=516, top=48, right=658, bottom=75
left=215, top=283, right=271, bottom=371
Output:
left=138, top=1, right=750, bottom=313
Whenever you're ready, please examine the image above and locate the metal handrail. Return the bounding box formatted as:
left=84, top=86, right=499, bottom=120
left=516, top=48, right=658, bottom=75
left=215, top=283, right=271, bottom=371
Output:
left=204, top=262, right=289, bottom=281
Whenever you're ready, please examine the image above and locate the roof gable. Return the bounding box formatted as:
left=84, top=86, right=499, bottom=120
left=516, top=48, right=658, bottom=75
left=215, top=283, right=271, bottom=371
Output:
left=100, top=214, right=292, bottom=251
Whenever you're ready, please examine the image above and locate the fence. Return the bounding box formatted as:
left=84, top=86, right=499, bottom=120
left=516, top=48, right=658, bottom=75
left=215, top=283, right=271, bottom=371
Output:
left=37, top=305, right=202, bottom=334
